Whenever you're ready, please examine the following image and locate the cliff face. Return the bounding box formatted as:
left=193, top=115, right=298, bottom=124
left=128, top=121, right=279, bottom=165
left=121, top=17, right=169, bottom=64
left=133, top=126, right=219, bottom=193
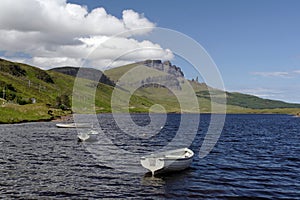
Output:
left=143, top=60, right=184, bottom=78
left=136, top=60, right=185, bottom=90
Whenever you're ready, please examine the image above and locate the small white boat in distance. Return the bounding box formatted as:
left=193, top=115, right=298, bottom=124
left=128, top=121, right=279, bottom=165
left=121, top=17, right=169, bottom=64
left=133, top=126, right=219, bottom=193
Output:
left=56, top=123, right=92, bottom=128
left=77, top=130, right=99, bottom=142
left=140, top=148, right=194, bottom=176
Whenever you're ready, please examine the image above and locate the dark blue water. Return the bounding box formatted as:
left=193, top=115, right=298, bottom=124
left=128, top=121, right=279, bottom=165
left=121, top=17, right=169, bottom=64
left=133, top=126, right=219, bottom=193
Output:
left=0, top=114, right=299, bottom=199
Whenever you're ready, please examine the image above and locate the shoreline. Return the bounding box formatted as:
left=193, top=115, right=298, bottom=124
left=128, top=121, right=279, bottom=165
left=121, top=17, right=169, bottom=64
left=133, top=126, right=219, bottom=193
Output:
left=0, top=112, right=299, bottom=125
left=51, top=114, right=74, bottom=122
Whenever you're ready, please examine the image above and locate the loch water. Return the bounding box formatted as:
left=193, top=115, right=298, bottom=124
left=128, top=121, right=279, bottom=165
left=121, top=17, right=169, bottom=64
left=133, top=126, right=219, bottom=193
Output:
left=0, top=114, right=299, bottom=199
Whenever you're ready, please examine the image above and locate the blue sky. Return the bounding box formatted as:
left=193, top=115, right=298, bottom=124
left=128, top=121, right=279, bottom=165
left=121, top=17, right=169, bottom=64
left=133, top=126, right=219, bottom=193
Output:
left=0, top=0, right=299, bottom=103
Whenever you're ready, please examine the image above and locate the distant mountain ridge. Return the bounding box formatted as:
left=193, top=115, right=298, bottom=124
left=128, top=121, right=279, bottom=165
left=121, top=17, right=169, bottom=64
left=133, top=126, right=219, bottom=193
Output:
left=49, top=66, right=115, bottom=87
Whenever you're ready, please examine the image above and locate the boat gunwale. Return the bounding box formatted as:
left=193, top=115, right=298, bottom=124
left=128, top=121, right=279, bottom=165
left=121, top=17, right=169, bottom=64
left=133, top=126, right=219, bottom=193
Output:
left=140, top=148, right=194, bottom=161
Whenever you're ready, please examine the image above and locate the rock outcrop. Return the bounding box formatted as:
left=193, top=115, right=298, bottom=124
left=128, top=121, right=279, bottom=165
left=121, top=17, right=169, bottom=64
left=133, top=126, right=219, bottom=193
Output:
left=143, top=60, right=184, bottom=78
left=139, top=60, right=184, bottom=90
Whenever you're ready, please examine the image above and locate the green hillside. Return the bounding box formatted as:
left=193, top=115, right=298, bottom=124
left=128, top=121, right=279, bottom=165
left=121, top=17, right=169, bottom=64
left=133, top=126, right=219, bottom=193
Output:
left=0, top=58, right=300, bottom=123
left=104, top=61, right=300, bottom=114
left=0, top=58, right=153, bottom=123
left=0, top=58, right=75, bottom=122
left=104, top=62, right=140, bottom=82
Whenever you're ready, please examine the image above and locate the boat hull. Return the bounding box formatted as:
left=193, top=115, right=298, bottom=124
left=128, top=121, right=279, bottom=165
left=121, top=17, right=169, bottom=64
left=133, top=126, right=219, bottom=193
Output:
left=160, top=157, right=193, bottom=173
left=140, top=148, right=194, bottom=175
left=56, top=123, right=91, bottom=128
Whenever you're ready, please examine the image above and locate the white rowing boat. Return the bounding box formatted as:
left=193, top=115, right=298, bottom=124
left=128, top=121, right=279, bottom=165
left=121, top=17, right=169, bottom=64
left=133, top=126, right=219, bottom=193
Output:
left=56, top=123, right=92, bottom=128
left=140, top=148, right=194, bottom=175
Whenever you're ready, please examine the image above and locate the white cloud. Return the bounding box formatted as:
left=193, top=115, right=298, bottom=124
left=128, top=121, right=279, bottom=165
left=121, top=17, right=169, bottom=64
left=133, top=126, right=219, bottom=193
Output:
left=251, top=69, right=300, bottom=79
left=122, top=10, right=155, bottom=31
left=293, top=70, right=300, bottom=74
left=80, top=36, right=173, bottom=61
left=0, top=0, right=172, bottom=69
left=251, top=71, right=291, bottom=78
left=32, top=57, right=84, bottom=70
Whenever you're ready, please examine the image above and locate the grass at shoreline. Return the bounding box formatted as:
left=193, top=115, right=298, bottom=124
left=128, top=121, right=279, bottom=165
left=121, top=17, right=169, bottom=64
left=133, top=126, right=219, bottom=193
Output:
left=0, top=103, right=71, bottom=123
left=0, top=103, right=299, bottom=124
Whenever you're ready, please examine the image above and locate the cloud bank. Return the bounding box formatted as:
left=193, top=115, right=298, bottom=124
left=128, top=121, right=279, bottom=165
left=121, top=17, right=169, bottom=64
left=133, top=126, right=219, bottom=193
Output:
left=251, top=70, right=300, bottom=78
left=0, top=0, right=173, bottom=69
left=251, top=71, right=291, bottom=78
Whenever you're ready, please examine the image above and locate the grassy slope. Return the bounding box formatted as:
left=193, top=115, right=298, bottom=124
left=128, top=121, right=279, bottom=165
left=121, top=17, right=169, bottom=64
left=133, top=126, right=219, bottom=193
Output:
left=0, top=58, right=299, bottom=124
left=0, top=59, right=75, bottom=104
left=105, top=64, right=300, bottom=114
left=104, top=63, right=140, bottom=83
left=0, top=59, right=75, bottom=122
left=0, top=59, right=155, bottom=122
left=0, top=103, right=69, bottom=123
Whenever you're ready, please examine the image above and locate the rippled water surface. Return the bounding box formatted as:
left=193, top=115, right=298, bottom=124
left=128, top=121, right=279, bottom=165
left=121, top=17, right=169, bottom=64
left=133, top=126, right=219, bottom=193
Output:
left=0, top=114, right=299, bottom=199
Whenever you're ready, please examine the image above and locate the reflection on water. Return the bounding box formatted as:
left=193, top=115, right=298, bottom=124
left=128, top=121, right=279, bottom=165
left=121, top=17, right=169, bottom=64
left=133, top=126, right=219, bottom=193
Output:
left=141, top=174, right=166, bottom=187
left=0, top=114, right=299, bottom=199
